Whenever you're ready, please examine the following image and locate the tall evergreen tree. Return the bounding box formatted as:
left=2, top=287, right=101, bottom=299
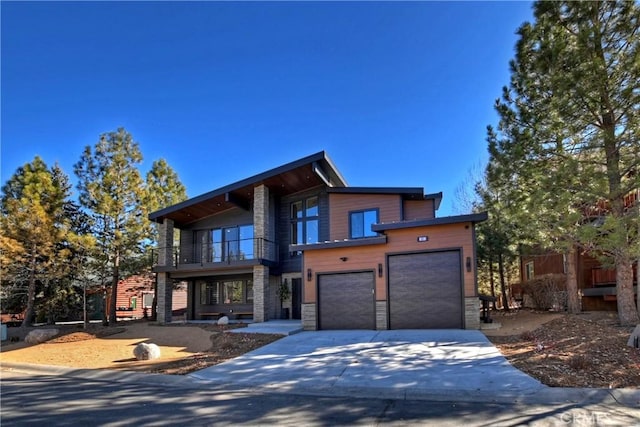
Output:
left=74, top=128, right=147, bottom=325
left=144, top=158, right=187, bottom=245
left=489, top=1, right=640, bottom=325
left=0, top=158, right=76, bottom=326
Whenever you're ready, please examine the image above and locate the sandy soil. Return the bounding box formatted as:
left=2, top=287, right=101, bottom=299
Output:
left=0, top=322, right=219, bottom=372
left=481, top=309, right=563, bottom=336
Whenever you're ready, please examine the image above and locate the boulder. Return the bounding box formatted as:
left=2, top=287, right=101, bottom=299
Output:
left=25, top=329, right=59, bottom=345
left=217, top=316, right=229, bottom=326
left=627, top=325, right=640, bottom=348
left=133, top=342, right=161, bottom=360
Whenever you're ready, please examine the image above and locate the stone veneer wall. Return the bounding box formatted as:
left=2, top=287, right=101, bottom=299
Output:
left=252, top=184, right=270, bottom=322
left=464, top=297, right=481, bottom=330
left=302, top=303, right=317, bottom=330
left=156, top=219, right=175, bottom=324
left=376, top=301, right=388, bottom=330
left=253, top=265, right=270, bottom=322
left=157, top=272, right=172, bottom=324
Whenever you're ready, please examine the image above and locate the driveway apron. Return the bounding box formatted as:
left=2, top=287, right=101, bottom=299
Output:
left=189, top=330, right=543, bottom=399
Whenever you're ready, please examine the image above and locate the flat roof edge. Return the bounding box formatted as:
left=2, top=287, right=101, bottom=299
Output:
left=372, top=212, right=488, bottom=231
left=290, top=235, right=388, bottom=251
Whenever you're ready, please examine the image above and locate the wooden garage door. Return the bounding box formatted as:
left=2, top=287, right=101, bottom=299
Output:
left=388, top=251, right=462, bottom=329
left=318, top=272, right=375, bottom=330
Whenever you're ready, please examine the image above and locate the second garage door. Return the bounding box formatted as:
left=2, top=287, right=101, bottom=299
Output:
left=388, top=251, right=463, bottom=329
left=318, top=272, right=375, bottom=330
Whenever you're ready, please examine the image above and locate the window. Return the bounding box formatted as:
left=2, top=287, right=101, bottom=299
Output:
left=291, top=196, right=319, bottom=245
left=223, top=281, right=243, bottom=304
left=199, top=279, right=253, bottom=305
left=200, top=281, right=219, bottom=305
left=525, top=262, right=535, bottom=280
left=130, top=297, right=137, bottom=310
left=142, top=293, right=154, bottom=308
left=349, top=209, right=379, bottom=239
left=194, top=224, right=254, bottom=262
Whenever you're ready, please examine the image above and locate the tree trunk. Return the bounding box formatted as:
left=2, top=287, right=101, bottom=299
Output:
left=565, top=247, right=581, bottom=314
left=616, top=255, right=639, bottom=326
left=108, top=250, right=120, bottom=325
left=592, top=17, right=639, bottom=326
left=489, top=254, right=497, bottom=310
left=498, top=252, right=509, bottom=311
left=21, top=246, right=38, bottom=327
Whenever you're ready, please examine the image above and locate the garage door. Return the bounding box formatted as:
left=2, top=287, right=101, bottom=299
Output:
left=318, top=272, right=375, bottom=330
left=388, top=251, right=462, bottom=329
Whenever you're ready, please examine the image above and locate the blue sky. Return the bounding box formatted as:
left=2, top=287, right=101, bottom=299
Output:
left=1, top=1, right=534, bottom=216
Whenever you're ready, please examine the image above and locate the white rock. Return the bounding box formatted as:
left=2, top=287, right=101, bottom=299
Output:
left=217, top=316, right=229, bottom=326
left=627, top=325, right=640, bottom=348
left=25, top=329, right=59, bottom=344
left=133, top=342, right=161, bottom=360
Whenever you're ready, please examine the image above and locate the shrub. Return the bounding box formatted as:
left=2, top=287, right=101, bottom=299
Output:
left=521, top=274, right=567, bottom=310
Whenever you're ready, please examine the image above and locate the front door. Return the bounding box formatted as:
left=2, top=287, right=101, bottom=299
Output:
left=291, top=278, right=302, bottom=319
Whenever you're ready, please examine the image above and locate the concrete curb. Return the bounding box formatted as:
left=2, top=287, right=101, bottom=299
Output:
left=3, top=361, right=639, bottom=407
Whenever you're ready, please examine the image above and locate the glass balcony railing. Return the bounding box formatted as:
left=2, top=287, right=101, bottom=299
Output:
left=151, top=238, right=278, bottom=268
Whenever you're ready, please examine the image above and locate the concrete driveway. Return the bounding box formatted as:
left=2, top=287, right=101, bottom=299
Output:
left=189, top=330, right=544, bottom=400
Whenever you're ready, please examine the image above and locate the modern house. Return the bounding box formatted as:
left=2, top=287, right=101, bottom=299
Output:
left=149, top=152, right=487, bottom=330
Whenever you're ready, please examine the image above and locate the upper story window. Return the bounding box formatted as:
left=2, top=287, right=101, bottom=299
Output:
left=350, top=209, right=379, bottom=239
left=194, top=224, right=254, bottom=263
left=291, top=196, right=319, bottom=245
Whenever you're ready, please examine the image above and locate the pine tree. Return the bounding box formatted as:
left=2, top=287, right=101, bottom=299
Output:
left=74, top=128, right=147, bottom=325
left=489, top=1, right=640, bottom=324
left=0, top=157, right=76, bottom=326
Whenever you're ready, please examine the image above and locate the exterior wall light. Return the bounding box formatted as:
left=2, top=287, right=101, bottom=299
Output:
left=307, top=268, right=312, bottom=281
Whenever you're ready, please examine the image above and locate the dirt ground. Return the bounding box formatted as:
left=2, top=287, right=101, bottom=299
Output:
left=0, top=322, right=282, bottom=375
left=485, top=310, right=640, bottom=389
left=1, top=311, right=639, bottom=388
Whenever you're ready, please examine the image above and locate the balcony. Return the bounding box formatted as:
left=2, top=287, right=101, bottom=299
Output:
left=151, top=238, right=279, bottom=272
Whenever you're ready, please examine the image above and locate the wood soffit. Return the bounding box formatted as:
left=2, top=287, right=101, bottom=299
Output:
left=149, top=153, right=345, bottom=227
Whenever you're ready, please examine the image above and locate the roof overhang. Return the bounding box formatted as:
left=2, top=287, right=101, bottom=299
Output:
left=149, top=151, right=347, bottom=226
left=327, top=187, right=426, bottom=201
left=372, top=212, right=488, bottom=232
left=290, top=235, right=388, bottom=252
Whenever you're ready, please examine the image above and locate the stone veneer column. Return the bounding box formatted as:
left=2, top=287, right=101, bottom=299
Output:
left=253, top=185, right=270, bottom=322
left=157, top=219, right=174, bottom=266
left=253, top=265, right=270, bottom=322
left=465, top=297, right=481, bottom=329
left=302, top=303, right=317, bottom=330
left=375, top=301, right=388, bottom=330
left=157, top=272, right=172, bottom=324
left=157, top=219, right=174, bottom=324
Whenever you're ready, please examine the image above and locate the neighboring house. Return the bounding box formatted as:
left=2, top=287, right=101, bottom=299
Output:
left=149, top=152, right=487, bottom=330
left=516, top=186, right=639, bottom=311
left=101, top=274, right=188, bottom=320
left=518, top=252, right=638, bottom=311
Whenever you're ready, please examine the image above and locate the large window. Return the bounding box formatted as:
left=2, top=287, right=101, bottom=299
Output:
left=350, top=209, right=379, bottom=239
left=291, top=196, right=319, bottom=245
left=200, top=281, right=219, bottom=305
left=200, top=279, right=253, bottom=305
left=194, top=224, right=254, bottom=263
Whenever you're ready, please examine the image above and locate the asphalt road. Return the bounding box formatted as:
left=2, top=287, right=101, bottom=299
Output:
left=2, top=370, right=639, bottom=426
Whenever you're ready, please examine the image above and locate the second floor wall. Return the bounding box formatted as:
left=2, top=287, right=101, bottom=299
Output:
left=162, top=184, right=438, bottom=272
